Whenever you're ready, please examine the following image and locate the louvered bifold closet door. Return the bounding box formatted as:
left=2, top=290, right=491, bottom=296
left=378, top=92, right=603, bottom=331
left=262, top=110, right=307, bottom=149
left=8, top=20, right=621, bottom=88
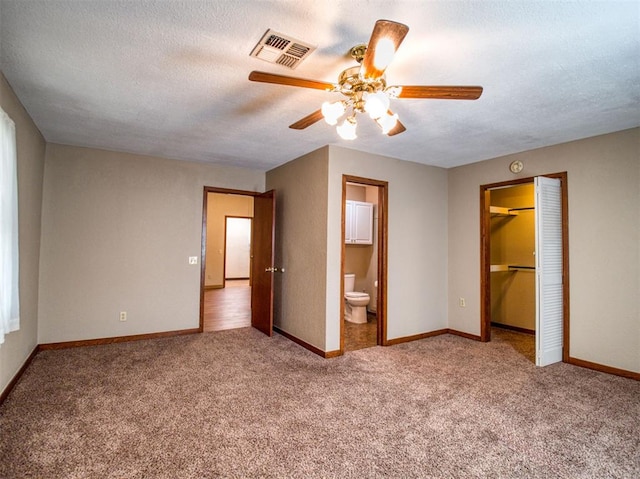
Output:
left=534, top=176, right=563, bottom=366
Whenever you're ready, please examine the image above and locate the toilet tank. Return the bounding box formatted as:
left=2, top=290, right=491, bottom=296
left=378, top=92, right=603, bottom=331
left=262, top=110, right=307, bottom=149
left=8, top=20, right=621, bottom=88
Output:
left=344, top=273, right=355, bottom=293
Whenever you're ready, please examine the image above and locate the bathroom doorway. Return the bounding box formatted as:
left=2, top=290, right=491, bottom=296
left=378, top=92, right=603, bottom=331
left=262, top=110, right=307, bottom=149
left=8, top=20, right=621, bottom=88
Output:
left=340, top=175, right=388, bottom=352
left=480, top=172, right=569, bottom=366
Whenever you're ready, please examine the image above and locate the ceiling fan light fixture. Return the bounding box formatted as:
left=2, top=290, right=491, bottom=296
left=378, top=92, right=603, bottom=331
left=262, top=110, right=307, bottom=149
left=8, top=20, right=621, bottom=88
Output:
left=321, top=101, right=346, bottom=125
left=372, top=37, right=397, bottom=71
left=337, top=116, right=357, bottom=140
left=249, top=20, right=483, bottom=138
left=376, top=112, right=399, bottom=134
left=363, top=91, right=390, bottom=119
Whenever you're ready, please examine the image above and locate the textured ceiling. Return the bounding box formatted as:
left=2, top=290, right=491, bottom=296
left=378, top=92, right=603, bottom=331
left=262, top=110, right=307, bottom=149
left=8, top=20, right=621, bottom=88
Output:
left=1, top=0, right=638, bottom=170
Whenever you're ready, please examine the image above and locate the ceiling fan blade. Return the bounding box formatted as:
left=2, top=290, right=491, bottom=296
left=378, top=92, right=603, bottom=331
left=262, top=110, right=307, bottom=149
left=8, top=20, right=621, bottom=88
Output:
left=384, top=111, right=406, bottom=136
left=361, top=20, right=409, bottom=80
left=249, top=71, right=335, bottom=91
left=387, top=119, right=406, bottom=136
left=289, top=110, right=324, bottom=130
left=396, top=85, right=483, bottom=100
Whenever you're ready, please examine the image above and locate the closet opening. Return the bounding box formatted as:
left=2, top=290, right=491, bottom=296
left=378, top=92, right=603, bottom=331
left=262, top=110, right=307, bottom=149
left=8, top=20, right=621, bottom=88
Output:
left=480, top=172, right=569, bottom=366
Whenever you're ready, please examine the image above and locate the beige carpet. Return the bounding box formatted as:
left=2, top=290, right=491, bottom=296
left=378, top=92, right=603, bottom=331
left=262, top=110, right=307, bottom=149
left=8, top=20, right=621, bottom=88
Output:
left=1, top=328, right=638, bottom=478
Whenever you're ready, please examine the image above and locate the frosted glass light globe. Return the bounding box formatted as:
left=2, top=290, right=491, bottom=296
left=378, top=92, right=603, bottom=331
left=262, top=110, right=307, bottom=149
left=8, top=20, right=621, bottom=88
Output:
left=364, top=91, right=390, bottom=119
left=321, top=101, right=345, bottom=126
left=376, top=112, right=399, bottom=134
left=337, top=117, right=357, bottom=140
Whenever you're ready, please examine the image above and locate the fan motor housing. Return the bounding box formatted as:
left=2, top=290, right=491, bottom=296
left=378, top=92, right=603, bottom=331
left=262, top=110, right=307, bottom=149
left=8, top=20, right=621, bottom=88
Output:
left=338, top=66, right=386, bottom=95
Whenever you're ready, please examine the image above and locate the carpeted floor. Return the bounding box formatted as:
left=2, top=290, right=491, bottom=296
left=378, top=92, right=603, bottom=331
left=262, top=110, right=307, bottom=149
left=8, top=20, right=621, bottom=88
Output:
left=1, top=328, right=638, bottom=478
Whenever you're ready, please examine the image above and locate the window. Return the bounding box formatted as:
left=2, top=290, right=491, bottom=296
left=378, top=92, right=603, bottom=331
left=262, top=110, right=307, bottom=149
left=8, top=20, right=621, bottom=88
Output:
left=0, top=106, right=19, bottom=344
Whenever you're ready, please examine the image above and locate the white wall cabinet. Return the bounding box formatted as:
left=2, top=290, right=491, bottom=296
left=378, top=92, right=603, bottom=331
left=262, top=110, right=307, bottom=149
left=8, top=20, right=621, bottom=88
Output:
left=345, top=200, right=373, bottom=244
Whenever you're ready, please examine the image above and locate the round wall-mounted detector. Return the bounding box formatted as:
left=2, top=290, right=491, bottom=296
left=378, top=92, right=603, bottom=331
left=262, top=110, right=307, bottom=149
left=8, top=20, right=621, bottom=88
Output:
left=509, top=160, right=524, bottom=174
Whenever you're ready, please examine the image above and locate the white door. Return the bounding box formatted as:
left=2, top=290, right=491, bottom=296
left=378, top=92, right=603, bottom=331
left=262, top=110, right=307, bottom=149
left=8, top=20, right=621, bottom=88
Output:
left=534, top=177, right=563, bottom=366
left=225, top=217, right=251, bottom=279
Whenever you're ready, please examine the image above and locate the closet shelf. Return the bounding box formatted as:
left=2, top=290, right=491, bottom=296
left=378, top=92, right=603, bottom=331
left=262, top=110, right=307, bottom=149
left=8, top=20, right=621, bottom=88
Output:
left=490, top=206, right=518, bottom=217
left=490, top=206, right=535, bottom=217
left=490, top=264, right=536, bottom=272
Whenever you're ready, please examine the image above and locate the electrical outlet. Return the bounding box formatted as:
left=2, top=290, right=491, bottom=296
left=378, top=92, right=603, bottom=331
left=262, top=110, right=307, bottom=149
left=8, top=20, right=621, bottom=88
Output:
left=459, top=297, right=466, bottom=308
left=189, top=256, right=198, bottom=265
left=119, top=311, right=127, bottom=322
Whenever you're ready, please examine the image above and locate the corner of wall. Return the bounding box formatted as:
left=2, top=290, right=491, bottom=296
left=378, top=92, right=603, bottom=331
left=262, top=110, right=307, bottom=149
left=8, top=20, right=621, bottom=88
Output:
left=266, top=149, right=330, bottom=351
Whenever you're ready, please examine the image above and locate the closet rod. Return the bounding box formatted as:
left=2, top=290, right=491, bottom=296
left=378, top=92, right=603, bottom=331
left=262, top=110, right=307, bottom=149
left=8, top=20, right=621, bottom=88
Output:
left=508, top=207, right=535, bottom=212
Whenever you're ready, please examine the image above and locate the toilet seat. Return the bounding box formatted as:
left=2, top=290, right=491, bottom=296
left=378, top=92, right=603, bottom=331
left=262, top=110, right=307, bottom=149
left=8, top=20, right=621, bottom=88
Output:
left=345, top=292, right=369, bottom=299
left=343, top=274, right=370, bottom=324
left=344, top=291, right=371, bottom=310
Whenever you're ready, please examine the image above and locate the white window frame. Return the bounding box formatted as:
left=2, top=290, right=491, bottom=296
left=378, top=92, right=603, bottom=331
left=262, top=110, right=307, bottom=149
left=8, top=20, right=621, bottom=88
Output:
left=0, top=106, right=19, bottom=345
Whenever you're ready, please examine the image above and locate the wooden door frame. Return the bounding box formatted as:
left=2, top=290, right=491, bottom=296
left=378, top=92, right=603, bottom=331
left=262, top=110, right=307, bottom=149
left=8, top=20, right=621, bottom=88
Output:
left=223, top=215, right=253, bottom=285
left=200, top=187, right=261, bottom=332
left=340, top=175, right=389, bottom=353
left=479, top=172, right=570, bottom=362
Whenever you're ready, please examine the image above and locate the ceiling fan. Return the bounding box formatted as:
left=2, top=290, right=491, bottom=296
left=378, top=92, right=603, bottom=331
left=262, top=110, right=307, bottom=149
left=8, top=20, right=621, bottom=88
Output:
left=248, top=19, right=483, bottom=139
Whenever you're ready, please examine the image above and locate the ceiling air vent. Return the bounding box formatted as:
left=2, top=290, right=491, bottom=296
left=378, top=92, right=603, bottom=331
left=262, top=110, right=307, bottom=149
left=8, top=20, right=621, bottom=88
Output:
left=250, top=29, right=316, bottom=70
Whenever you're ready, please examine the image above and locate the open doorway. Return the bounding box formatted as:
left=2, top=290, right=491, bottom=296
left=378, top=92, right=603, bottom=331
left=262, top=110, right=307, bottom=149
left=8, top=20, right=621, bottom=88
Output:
left=225, top=216, right=252, bottom=282
left=202, top=193, right=254, bottom=332
left=480, top=172, right=569, bottom=366
left=200, top=187, right=276, bottom=336
left=486, top=182, right=537, bottom=362
left=340, top=175, right=388, bottom=353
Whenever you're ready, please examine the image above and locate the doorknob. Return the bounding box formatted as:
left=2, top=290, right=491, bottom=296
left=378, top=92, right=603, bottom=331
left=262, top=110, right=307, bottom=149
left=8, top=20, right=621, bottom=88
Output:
left=265, top=267, right=285, bottom=273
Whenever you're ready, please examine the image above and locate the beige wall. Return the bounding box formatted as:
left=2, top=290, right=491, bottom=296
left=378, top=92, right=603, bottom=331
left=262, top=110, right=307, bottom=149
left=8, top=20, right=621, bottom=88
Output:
left=0, top=73, right=46, bottom=394
left=204, top=193, right=254, bottom=287
left=344, top=246, right=372, bottom=292
left=490, top=184, right=535, bottom=330
left=448, top=128, right=639, bottom=372
left=346, top=184, right=366, bottom=201
left=266, top=147, right=329, bottom=350
left=327, top=146, right=449, bottom=350
left=269, top=145, right=448, bottom=352
left=38, top=144, right=264, bottom=343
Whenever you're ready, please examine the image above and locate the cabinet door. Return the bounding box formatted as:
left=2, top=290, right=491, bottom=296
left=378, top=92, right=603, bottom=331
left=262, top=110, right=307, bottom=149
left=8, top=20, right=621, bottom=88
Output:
left=352, top=202, right=373, bottom=244
left=345, top=201, right=353, bottom=243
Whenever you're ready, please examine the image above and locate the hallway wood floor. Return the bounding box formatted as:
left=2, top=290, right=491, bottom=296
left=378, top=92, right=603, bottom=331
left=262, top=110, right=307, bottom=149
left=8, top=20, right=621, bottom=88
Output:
left=203, top=280, right=250, bottom=332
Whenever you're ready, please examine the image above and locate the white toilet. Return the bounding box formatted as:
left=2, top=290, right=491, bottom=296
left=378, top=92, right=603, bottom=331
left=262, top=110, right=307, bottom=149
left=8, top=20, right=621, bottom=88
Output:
left=344, top=273, right=370, bottom=324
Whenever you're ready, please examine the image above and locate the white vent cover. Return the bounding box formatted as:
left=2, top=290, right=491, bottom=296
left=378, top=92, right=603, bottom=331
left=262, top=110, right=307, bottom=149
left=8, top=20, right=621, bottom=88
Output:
left=250, top=29, right=316, bottom=69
